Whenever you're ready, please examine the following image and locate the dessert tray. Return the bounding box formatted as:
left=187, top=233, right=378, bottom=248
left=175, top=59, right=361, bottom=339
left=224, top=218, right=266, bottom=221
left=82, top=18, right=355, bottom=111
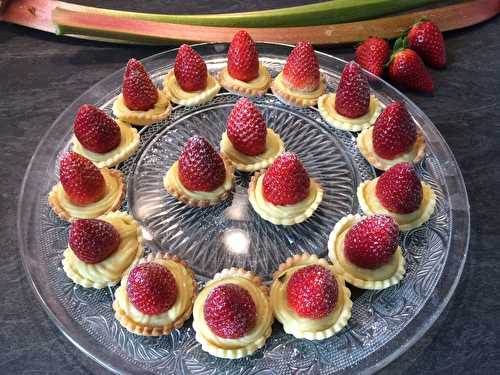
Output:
left=18, top=43, right=469, bottom=374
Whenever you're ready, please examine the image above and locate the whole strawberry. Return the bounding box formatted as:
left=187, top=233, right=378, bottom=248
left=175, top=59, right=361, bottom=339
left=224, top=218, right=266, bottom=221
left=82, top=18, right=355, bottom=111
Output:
left=226, top=98, right=267, bottom=156
left=178, top=136, right=226, bottom=192
left=69, top=219, right=120, bottom=264
left=282, top=41, right=320, bottom=92
left=227, top=30, right=260, bottom=82
left=388, top=48, right=433, bottom=93
left=73, top=104, right=121, bottom=154
left=127, top=262, right=178, bottom=315
left=204, top=283, right=256, bottom=339
left=174, top=44, right=208, bottom=92
left=355, top=37, right=390, bottom=77
left=373, top=101, right=417, bottom=160
left=407, top=20, right=446, bottom=69
left=59, top=152, right=105, bottom=205
left=335, top=61, right=370, bottom=118
left=286, top=264, right=338, bottom=319
left=344, top=215, right=399, bottom=269
left=263, top=152, right=310, bottom=206
left=376, top=162, right=423, bottom=214
left=122, top=58, right=159, bottom=111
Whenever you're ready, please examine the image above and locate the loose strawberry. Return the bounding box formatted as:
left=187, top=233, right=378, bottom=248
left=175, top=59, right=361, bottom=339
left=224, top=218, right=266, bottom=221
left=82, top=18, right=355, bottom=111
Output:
left=407, top=20, right=446, bottom=69
left=59, top=152, right=105, bottom=205
left=282, top=41, right=320, bottom=92
left=286, top=264, right=338, bottom=319
left=204, top=283, right=256, bottom=339
left=226, top=98, right=267, bottom=156
left=344, top=215, right=399, bottom=269
left=178, top=136, right=226, bottom=192
left=122, top=58, right=159, bottom=111
left=387, top=48, right=433, bottom=93
left=376, top=162, right=423, bottom=214
left=69, top=219, right=120, bottom=264
left=174, top=44, right=208, bottom=92
left=227, top=30, right=260, bottom=82
left=355, top=37, right=391, bottom=77
left=263, top=152, right=310, bottom=206
left=73, top=104, right=121, bottom=154
left=372, top=101, right=417, bottom=160
left=335, top=61, right=370, bottom=118
left=127, top=262, right=178, bottom=315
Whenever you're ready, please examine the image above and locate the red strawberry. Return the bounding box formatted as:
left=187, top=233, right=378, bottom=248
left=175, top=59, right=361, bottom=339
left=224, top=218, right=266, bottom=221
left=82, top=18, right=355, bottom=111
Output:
left=126, top=262, right=178, bottom=315
left=376, top=162, right=423, bottom=214
left=204, top=283, right=256, bottom=339
left=355, top=37, right=391, bottom=77
left=178, top=136, right=226, bottom=192
left=226, top=98, right=267, bottom=156
left=286, top=264, right=338, bottom=319
left=282, top=41, right=320, bottom=91
left=174, top=44, right=208, bottom=92
left=73, top=104, right=121, bottom=154
left=59, top=152, right=105, bottom=205
left=263, top=152, right=310, bottom=206
left=387, top=49, right=433, bottom=93
left=68, top=219, right=120, bottom=264
left=407, top=20, right=446, bottom=69
left=372, top=101, right=417, bottom=160
left=227, top=30, right=260, bottom=82
left=344, top=215, right=399, bottom=269
left=335, top=61, right=370, bottom=118
left=122, top=58, right=159, bottom=111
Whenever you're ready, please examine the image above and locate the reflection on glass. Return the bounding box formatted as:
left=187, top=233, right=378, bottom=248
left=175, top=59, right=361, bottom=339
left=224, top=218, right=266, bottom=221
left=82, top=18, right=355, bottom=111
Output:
left=222, top=228, right=250, bottom=255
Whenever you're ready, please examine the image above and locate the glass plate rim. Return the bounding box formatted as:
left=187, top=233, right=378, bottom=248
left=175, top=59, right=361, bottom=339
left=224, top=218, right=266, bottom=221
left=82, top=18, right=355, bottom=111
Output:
left=17, top=42, right=470, bottom=375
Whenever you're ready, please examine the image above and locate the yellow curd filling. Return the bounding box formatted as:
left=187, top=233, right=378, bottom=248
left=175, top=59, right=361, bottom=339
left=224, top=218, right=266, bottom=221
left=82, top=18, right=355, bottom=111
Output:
left=193, top=275, right=272, bottom=358
left=114, top=258, right=195, bottom=327
left=357, top=178, right=436, bottom=231
left=220, top=128, right=284, bottom=172
left=164, top=159, right=233, bottom=202
left=49, top=168, right=124, bottom=221
left=163, top=70, right=220, bottom=106
left=249, top=173, right=323, bottom=225
left=112, top=89, right=171, bottom=126
left=72, top=120, right=140, bottom=168
left=318, top=93, right=381, bottom=132
left=357, top=127, right=426, bottom=171
left=270, top=254, right=352, bottom=340
left=272, top=72, right=326, bottom=106
left=218, top=64, right=271, bottom=95
left=62, top=211, right=143, bottom=288
left=328, top=214, right=405, bottom=289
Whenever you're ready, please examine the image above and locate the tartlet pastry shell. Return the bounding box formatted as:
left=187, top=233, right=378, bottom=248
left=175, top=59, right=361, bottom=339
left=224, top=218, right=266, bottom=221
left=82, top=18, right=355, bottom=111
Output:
left=328, top=214, right=406, bottom=289
left=163, top=70, right=220, bottom=106
left=72, top=120, right=140, bottom=168
left=113, top=252, right=196, bottom=336
left=112, top=89, right=172, bottom=126
left=357, top=127, right=426, bottom=171
left=163, top=154, right=235, bottom=207
left=271, top=72, right=326, bottom=107
left=48, top=168, right=125, bottom=222
left=193, top=267, right=273, bottom=359
left=248, top=171, right=323, bottom=225
left=318, top=93, right=381, bottom=132
left=357, top=178, right=436, bottom=231
left=220, top=128, right=285, bottom=172
left=62, top=211, right=144, bottom=288
left=271, top=253, right=352, bottom=340
left=218, top=64, right=272, bottom=96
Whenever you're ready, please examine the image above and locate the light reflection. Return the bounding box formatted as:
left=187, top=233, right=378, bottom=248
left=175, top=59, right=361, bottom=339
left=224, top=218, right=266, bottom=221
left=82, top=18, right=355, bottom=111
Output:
left=141, top=226, right=153, bottom=241
left=222, top=229, right=250, bottom=255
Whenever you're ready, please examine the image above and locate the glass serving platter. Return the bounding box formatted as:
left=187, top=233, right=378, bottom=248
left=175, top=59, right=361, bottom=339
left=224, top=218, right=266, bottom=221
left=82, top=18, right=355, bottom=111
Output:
left=18, top=43, right=469, bottom=375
